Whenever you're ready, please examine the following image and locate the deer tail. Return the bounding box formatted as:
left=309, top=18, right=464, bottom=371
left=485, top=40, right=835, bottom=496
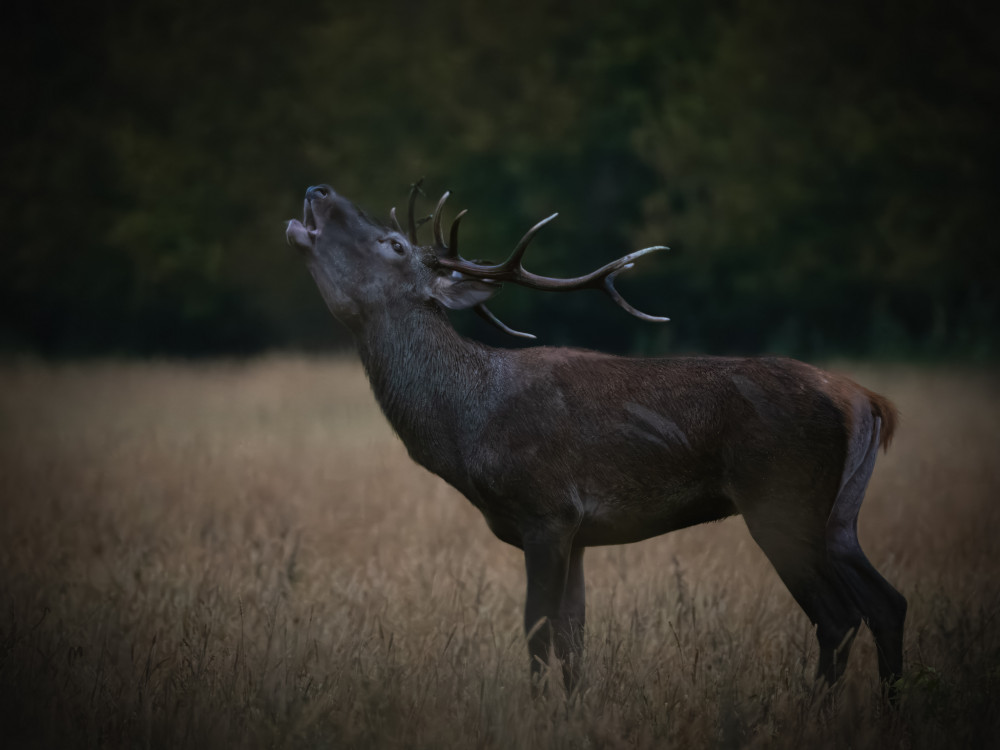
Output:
left=864, top=389, right=899, bottom=452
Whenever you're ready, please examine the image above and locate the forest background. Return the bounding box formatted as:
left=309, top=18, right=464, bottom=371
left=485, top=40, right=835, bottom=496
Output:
left=3, top=0, right=997, bottom=359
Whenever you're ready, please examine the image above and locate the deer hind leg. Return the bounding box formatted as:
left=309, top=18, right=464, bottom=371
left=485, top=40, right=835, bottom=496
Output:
left=826, top=417, right=907, bottom=685
left=743, top=512, right=863, bottom=685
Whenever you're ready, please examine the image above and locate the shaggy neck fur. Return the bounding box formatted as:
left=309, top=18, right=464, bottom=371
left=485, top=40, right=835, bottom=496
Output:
left=356, top=303, right=506, bottom=484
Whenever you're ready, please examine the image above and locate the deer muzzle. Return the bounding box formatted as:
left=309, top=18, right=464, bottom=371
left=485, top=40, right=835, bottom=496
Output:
left=286, top=185, right=333, bottom=252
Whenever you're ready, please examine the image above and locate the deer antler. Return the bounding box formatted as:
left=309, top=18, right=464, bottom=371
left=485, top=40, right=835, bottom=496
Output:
left=433, top=194, right=670, bottom=328
left=405, top=189, right=668, bottom=338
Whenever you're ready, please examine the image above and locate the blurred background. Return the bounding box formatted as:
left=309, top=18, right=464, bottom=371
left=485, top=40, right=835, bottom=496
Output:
left=2, top=0, right=997, bottom=359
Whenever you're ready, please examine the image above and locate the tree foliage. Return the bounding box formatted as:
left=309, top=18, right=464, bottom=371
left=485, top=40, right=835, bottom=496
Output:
left=2, top=0, right=996, bottom=357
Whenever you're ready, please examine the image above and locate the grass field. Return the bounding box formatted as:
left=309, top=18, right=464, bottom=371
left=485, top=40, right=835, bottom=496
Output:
left=1, top=357, right=998, bottom=749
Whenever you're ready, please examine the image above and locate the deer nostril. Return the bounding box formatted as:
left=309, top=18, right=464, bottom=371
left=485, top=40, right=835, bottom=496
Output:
left=306, top=185, right=331, bottom=201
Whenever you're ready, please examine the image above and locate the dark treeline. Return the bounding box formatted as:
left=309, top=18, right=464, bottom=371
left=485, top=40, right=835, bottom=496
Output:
left=2, top=0, right=997, bottom=358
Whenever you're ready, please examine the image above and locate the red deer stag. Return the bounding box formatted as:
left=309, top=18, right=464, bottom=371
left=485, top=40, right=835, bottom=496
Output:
left=286, top=182, right=905, bottom=694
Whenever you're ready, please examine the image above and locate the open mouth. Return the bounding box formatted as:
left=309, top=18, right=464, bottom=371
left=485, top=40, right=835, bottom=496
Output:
left=286, top=198, right=319, bottom=251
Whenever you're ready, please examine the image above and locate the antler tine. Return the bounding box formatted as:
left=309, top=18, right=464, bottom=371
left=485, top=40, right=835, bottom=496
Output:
left=474, top=304, right=537, bottom=340
left=508, top=213, right=559, bottom=270
left=600, top=259, right=671, bottom=322
left=407, top=178, right=425, bottom=243
left=432, top=191, right=450, bottom=250
left=447, top=209, right=468, bottom=259
left=390, top=207, right=403, bottom=234
left=574, top=246, right=671, bottom=322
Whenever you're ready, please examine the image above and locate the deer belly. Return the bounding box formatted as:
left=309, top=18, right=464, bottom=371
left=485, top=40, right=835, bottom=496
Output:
left=574, top=490, right=738, bottom=546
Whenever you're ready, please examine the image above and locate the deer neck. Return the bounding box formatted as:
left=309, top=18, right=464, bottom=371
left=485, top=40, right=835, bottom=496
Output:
left=356, top=304, right=502, bottom=481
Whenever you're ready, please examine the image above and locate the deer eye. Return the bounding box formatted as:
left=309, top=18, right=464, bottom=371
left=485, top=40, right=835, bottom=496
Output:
left=390, top=239, right=405, bottom=255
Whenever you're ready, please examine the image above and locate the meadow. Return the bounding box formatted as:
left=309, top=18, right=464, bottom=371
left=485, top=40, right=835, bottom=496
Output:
left=1, top=357, right=997, bottom=749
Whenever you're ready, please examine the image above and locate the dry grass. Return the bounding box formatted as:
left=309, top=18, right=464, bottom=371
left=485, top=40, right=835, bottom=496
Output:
left=0, top=356, right=998, bottom=749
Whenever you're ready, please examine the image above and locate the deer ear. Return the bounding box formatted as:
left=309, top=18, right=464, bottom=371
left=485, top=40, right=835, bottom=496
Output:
left=431, top=271, right=500, bottom=310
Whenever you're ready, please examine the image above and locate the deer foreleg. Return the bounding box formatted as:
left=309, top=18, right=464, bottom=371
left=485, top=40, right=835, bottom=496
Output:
left=556, top=546, right=586, bottom=692
left=523, top=535, right=581, bottom=691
